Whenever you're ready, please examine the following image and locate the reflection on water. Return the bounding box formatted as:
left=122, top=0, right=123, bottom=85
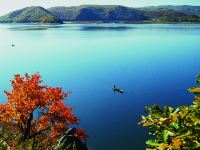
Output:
left=11, top=27, right=48, bottom=31
left=2, top=23, right=200, bottom=31
left=8, top=25, right=66, bottom=31
left=140, top=24, right=200, bottom=31
left=80, top=26, right=135, bottom=31
left=7, top=24, right=135, bottom=31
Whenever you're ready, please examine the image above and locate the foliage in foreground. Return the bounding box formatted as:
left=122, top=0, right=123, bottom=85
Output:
left=139, top=75, right=200, bottom=150
left=0, top=73, right=88, bottom=149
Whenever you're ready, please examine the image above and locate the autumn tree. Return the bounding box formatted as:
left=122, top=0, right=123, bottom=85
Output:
left=0, top=73, right=88, bottom=149
left=138, top=75, right=200, bottom=150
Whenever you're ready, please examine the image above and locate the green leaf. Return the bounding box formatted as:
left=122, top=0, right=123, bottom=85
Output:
left=172, top=123, right=179, bottom=130
left=192, top=141, right=200, bottom=149
left=145, top=106, right=152, bottom=113
left=146, top=139, right=160, bottom=146
left=196, top=79, right=200, bottom=85
left=172, top=107, right=180, bottom=115
left=163, top=130, right=169, bottom=143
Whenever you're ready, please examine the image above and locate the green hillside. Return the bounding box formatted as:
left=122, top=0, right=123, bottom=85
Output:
left=48, top=5, right=200, bottom=23
left=143, top=8, right=200, bottom=22
left=140, top=5, right=200, bottom=16
left=1, top=5, right=200, bottom=23
left=0, top=6, right=63, bottom=23
left=48, top=5, right=147, bottom=21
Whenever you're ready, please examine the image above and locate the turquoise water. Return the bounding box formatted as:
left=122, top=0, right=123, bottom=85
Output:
left=0, top=23, right=200, bottom=149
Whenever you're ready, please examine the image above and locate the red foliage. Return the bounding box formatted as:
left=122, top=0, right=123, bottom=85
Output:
left=0, top=73, right=87, bottom=143
left=74, top=128, right=89, bottom=140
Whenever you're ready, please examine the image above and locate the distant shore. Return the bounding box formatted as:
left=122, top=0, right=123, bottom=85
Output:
left=1, top=21, right=200, bottom=25
left=63, top=21, right=200, bottom=24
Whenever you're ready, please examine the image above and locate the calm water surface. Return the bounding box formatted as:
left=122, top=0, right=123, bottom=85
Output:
left=0, top=23, right=200, bottom=150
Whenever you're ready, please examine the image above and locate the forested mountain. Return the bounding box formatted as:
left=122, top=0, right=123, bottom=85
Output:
left=0, top=6, right=63, bottom=23
left=1, top=5, right=200, bottom=23
left=140, top=5, right=200, bottom=16
left=48, top=5, right=147, bottom=21
left=143, top=8, right=200, bottom=22
left=48, top=5, right=200, bottom=22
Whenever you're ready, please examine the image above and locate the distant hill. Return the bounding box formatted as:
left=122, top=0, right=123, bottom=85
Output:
left=142, top=8, right=200, bottom=22
left=140, top=5, right=200, bottom=16
left=0, top=6, right=63, bottom=23
left=48, top=5, right=200, bottom=23
left=48, top=5, right=147, bottom=21
left=1, top=5, right=200, bottom=23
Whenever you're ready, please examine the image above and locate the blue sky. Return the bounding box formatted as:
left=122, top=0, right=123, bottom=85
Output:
left=0, top=0, right=200, bottom=15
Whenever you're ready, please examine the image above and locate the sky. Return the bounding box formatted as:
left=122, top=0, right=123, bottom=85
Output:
left=0, top=0, right=200, bottom=15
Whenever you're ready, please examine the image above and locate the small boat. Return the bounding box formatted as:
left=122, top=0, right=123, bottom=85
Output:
left=112, top=85, right=124, bottom=94
left=12, top=44, right=15, bottom=47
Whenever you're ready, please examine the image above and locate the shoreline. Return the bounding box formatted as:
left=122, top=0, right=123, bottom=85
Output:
left=1, top=21, right=200, bottom=25
left=63, top=21, right=200, bottom=24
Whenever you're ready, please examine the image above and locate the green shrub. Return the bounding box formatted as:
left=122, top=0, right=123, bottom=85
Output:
left=139, top=75, right=200, bottom=150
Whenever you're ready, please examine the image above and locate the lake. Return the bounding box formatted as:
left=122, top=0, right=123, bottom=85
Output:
left=0, top=23, right=200, bottom=150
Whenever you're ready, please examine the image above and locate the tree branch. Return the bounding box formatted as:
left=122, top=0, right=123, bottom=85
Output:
left=29, top=127, right=50, bottom=139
